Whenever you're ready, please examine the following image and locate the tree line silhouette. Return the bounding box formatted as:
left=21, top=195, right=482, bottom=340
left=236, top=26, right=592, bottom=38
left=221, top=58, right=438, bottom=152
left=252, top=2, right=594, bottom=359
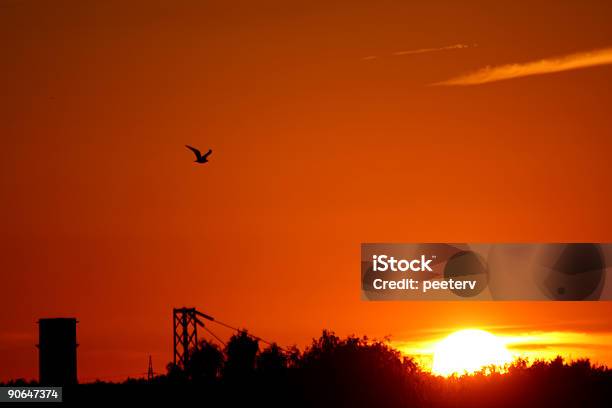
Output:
left=3, top=330, right=611, bottom=406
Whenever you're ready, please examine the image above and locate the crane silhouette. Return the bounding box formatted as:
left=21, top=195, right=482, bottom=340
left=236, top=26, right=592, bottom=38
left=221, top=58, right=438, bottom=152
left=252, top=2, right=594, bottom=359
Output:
left=185, top=145, right=212, bottom=164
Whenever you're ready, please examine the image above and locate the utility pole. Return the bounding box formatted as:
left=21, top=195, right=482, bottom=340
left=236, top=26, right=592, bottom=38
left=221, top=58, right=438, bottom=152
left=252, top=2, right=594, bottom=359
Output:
left=173, top=308, right=199, bottom=369
left=147, top=355, right=154, bottom=381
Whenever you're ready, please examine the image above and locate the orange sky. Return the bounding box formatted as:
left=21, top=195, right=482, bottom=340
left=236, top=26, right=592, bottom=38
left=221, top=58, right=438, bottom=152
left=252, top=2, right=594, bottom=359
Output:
left=1, top=0, right=612, bottom=381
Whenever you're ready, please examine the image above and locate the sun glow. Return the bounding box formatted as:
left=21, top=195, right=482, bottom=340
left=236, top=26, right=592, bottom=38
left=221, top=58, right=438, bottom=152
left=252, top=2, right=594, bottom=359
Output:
left=432, top=329, right=512, bottom=376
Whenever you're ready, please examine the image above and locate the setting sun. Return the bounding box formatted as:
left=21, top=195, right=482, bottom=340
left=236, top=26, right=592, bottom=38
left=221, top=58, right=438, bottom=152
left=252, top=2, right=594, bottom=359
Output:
left=432, top=329, right=512, bottom=376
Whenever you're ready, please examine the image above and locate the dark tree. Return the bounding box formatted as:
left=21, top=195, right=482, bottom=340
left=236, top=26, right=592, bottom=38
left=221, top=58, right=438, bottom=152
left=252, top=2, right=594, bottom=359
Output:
left=223, top=330, right=259, bottom=383
left=185, top=339, right=224, bottom=384
left=257, top=343, right=287, bottom=377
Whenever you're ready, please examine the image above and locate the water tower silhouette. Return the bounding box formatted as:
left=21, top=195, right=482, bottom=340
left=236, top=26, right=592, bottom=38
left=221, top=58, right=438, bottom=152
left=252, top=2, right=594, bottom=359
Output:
left=37, top=318, right=78, bottom=385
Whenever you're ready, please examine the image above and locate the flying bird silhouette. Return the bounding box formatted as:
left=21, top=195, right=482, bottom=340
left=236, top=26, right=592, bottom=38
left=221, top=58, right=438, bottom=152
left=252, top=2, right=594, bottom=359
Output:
left=185, top=145, right=212, bottom=164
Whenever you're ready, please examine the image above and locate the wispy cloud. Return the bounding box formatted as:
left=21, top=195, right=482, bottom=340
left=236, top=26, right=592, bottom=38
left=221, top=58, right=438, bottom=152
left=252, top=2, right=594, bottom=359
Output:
left=393, top=44, right=469, bottom=56
left=362, top=43, right=471, bottom=61
left=434, top=47, right=612, bottom=85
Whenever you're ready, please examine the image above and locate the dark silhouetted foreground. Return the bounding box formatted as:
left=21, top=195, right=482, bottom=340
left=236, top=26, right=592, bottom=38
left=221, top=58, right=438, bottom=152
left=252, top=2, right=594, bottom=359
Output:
left=4, top=330, right=611, bottom=407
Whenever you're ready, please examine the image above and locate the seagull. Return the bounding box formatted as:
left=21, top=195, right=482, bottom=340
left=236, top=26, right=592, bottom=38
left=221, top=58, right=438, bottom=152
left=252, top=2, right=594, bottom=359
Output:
left=185, top=145, right=212, bottom=164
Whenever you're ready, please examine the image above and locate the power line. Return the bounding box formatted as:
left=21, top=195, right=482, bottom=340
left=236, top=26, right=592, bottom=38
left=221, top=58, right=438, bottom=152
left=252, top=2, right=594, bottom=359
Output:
left=202, top=325, right=226, bottom=347
left=202, top=314, right=281, bottom=349
left=174, top=307, right=287, bottom=371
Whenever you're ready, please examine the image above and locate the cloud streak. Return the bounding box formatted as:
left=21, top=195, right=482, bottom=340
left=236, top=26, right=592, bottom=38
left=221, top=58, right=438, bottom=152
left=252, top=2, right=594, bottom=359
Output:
left=362, top=43, right=471, bottom=61
left=434, top=47, right=612, bottom=85
left=393, top=44, right=469, bottom=56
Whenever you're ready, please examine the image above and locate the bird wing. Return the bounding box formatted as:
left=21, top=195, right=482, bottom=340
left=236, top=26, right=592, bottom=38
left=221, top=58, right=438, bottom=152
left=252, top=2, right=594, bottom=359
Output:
left=185, top=145, right=202, bottom=159
left=203, top=149, right=213, bottom=159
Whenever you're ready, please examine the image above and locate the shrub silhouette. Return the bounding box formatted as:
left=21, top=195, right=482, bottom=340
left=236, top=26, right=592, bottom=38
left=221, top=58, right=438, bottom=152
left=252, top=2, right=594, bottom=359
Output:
left=184, top=339, right=223, bottom=384
left=296, top=330, right=422, bottom=407
left=257, top=343, right=288, bottom=377
left=223, top=330, right=259, bottom=383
